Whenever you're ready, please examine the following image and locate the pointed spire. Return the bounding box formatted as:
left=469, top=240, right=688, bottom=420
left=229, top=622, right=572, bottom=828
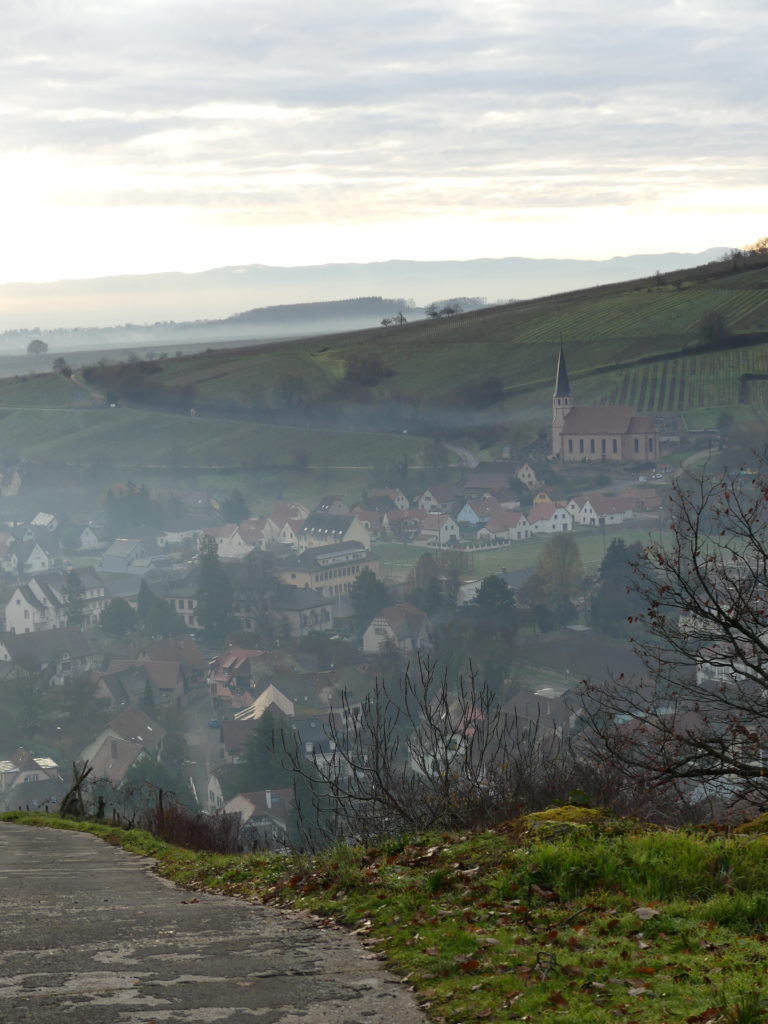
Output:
left=554, top=343, right=571, bottom=398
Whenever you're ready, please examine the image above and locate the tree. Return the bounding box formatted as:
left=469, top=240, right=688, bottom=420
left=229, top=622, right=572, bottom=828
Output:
left=281, top=657, right=575, bottom=847
left=196, top=535, right=234, bottom=644
left=27, top=339, right=48, bottom=355
left=62, top=570, right=85, bottom=629
left=697, top=310, right=731, bottom=348
left=472, top=573, right=516, bottom=621
left=100, top=598, right=138, bottom=637
left=349, top=567, right=391, bottom=631
left=242, top=709, right=294, bottom=791
left=52, top=356, right=73, bottom=377
left=136, top=580, right=184, bottom=638
left=221, top=489, right=249, bottom=524
left=580, top=456, right=768, bottom=811
left=520, top=533, right=583, bottom=627
left=590, top=539, right=645, bottom=636
left=745, top=236, right=768, bottom=254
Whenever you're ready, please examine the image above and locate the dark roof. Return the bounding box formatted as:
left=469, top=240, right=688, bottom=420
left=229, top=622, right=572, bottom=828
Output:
left=15, top=584, right=46, bottom=612
left=0, top=628, right=93, bottom=666
left=554, top=344, right=571, bottom=398
left=107, top=706, right=166, bottom=749
left=272, top=584, right=336, bottom=612
left=277, top=542, right=371, bottom=572
left=75, top=566, right=104, bottom=591
left=300, top=513, right=355, bottom=539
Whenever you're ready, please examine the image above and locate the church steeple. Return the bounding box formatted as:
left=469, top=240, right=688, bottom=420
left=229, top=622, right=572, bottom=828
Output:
left=554, top=343, right=571, bottom=398
left=552, top=343, right=572, bottom=458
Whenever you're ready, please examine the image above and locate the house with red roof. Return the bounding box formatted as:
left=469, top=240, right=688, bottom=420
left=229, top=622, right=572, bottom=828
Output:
left=476, top=510, right=531, bottom=542
left=362, top=603, right=431, bottom=654
left=527, top=502, right=573, bottom=534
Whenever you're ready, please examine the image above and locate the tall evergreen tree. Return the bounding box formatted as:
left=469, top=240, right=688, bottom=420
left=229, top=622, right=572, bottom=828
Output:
left=196, top=535, right=235, bottom=644
left=63, top=570, right=85, bottom=629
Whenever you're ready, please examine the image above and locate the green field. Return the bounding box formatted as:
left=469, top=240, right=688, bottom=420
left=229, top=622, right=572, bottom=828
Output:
left=375, top=522, right=666, bottom=581
left=0, top=407, right=434, bottom=470
left=0, top=372, right=92, bottom=408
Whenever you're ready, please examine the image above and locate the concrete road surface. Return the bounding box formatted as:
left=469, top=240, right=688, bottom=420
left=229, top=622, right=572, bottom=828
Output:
left=0, top=823, right=427, bottom=1024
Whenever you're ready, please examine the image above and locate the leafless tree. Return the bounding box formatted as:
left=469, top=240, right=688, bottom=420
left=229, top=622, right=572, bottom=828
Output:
left=284, top=656, right=595, bottom=846
left=579, top=457, right=768, bottom=812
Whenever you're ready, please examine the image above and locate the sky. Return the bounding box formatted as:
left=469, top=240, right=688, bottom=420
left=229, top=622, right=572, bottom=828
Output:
left=0, top=0, right=766, bottom=285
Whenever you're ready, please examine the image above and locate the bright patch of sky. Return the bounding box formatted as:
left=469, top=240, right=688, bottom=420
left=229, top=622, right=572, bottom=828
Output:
left=0, top=0, right=765, bottom=283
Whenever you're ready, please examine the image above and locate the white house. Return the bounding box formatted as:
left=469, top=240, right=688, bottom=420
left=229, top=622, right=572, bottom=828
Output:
left=567, top=495, right=635, bottom=527
left=527, top=502, right=573, bottom=534
left=201, top=524, right=254, bottom=561
left=415, top=486, right=457, bottom=514
left=476, top=510, right=531, bottom=542
left=456, top=496, right=502, bottom=526
left=362, top=603, right=430, bottom=654
left=367, top=488, right=410, bottom=511
left=416, top=512, right=460, bottom=547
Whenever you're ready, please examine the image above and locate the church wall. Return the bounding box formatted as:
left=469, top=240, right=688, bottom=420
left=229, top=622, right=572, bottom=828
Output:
left=560, top=432, right=659, bottom=463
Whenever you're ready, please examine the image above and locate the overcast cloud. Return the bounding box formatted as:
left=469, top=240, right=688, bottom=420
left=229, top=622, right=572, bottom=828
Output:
left=0, top=0, right=765, bottom=283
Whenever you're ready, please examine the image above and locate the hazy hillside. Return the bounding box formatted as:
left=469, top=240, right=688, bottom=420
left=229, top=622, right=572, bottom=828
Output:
left=81, top=248, right=768, bottom=447
left=4, top=250, right=768, bottom=479
left=0, top=248, right=729, bottom=331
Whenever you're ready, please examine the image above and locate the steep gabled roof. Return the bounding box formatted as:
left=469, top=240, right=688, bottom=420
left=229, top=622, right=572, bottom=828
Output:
left=554, top=344, right=571, bottom=398
left=371, top=603, right=427, bottom=641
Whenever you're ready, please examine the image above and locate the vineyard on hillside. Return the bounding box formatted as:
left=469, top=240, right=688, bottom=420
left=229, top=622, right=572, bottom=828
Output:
left=514, top=282, right=768, bottom=344
left=594, top=344, right=768, bottom=413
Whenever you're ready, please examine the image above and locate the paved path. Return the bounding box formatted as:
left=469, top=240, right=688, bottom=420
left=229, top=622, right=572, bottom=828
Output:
left=0, top=823, right=426, bottom=1024
left=443, top=442, right=478, bottom=468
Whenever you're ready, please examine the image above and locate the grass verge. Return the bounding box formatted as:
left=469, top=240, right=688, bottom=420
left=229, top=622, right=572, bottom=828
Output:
left=3, top=807, right=768, bottom=1023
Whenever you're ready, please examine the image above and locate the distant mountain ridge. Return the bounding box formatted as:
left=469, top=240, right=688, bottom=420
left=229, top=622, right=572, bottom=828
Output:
left=0, top=249, right=731, bottom=333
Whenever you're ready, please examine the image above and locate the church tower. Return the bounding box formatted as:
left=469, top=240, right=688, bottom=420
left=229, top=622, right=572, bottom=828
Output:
left=552, top=344, right=572, bottom=458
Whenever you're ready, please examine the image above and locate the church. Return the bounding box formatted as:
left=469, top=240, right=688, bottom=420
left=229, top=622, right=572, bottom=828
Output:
left=551, top=347, right=659, bottom=463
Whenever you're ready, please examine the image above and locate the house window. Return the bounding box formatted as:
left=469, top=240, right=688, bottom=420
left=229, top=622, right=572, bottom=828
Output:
left=648, top=437, right=654, bottom=451
left=579, top=439, right=584, bottom=453
left=601, top=439, right=606, bottom=455
left=634, top=438, right=640, bottom=453
left=568, top=439, right=573, bottom=453
left=590, top=439, right=595, bottom=454
left=612, top=439, right=618, bottom=453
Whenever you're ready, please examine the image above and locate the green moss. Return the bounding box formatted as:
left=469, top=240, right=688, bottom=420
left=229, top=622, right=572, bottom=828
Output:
left=734, top=812, right=768, bottom=835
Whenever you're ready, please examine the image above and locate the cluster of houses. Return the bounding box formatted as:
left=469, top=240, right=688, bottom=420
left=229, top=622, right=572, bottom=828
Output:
left=0, top=444, right=666, bottom=836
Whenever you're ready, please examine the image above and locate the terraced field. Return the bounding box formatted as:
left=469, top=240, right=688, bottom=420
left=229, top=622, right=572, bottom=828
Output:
left=595, top=344, right=768, bottom=413
left=144, top=259, right=768, bottom=415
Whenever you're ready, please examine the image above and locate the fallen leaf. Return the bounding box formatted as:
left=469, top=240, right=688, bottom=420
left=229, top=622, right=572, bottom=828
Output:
left=634, top=907, right=660, bottom=920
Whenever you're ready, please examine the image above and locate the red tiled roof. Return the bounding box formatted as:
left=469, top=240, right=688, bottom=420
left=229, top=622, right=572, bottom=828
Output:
left=373, top=603, right=427, bottom=641
left=560, top=406, right=635, bottom=435
left=527, top=501, right=563, bottom=524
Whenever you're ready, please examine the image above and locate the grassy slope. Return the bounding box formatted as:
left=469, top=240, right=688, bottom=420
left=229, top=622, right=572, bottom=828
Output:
left=6, top=807, right=768, bottom=1024
left=0, top=372, right=92, bottom=408
left=3, top=256, right=768, bottom=472
left=0, top=407, right=430, bottom=469
left=149, top=258, right=768, bottom=437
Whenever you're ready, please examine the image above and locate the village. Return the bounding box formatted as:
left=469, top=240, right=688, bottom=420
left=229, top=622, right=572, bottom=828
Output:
left=0, top=441, right=675, bottom=834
